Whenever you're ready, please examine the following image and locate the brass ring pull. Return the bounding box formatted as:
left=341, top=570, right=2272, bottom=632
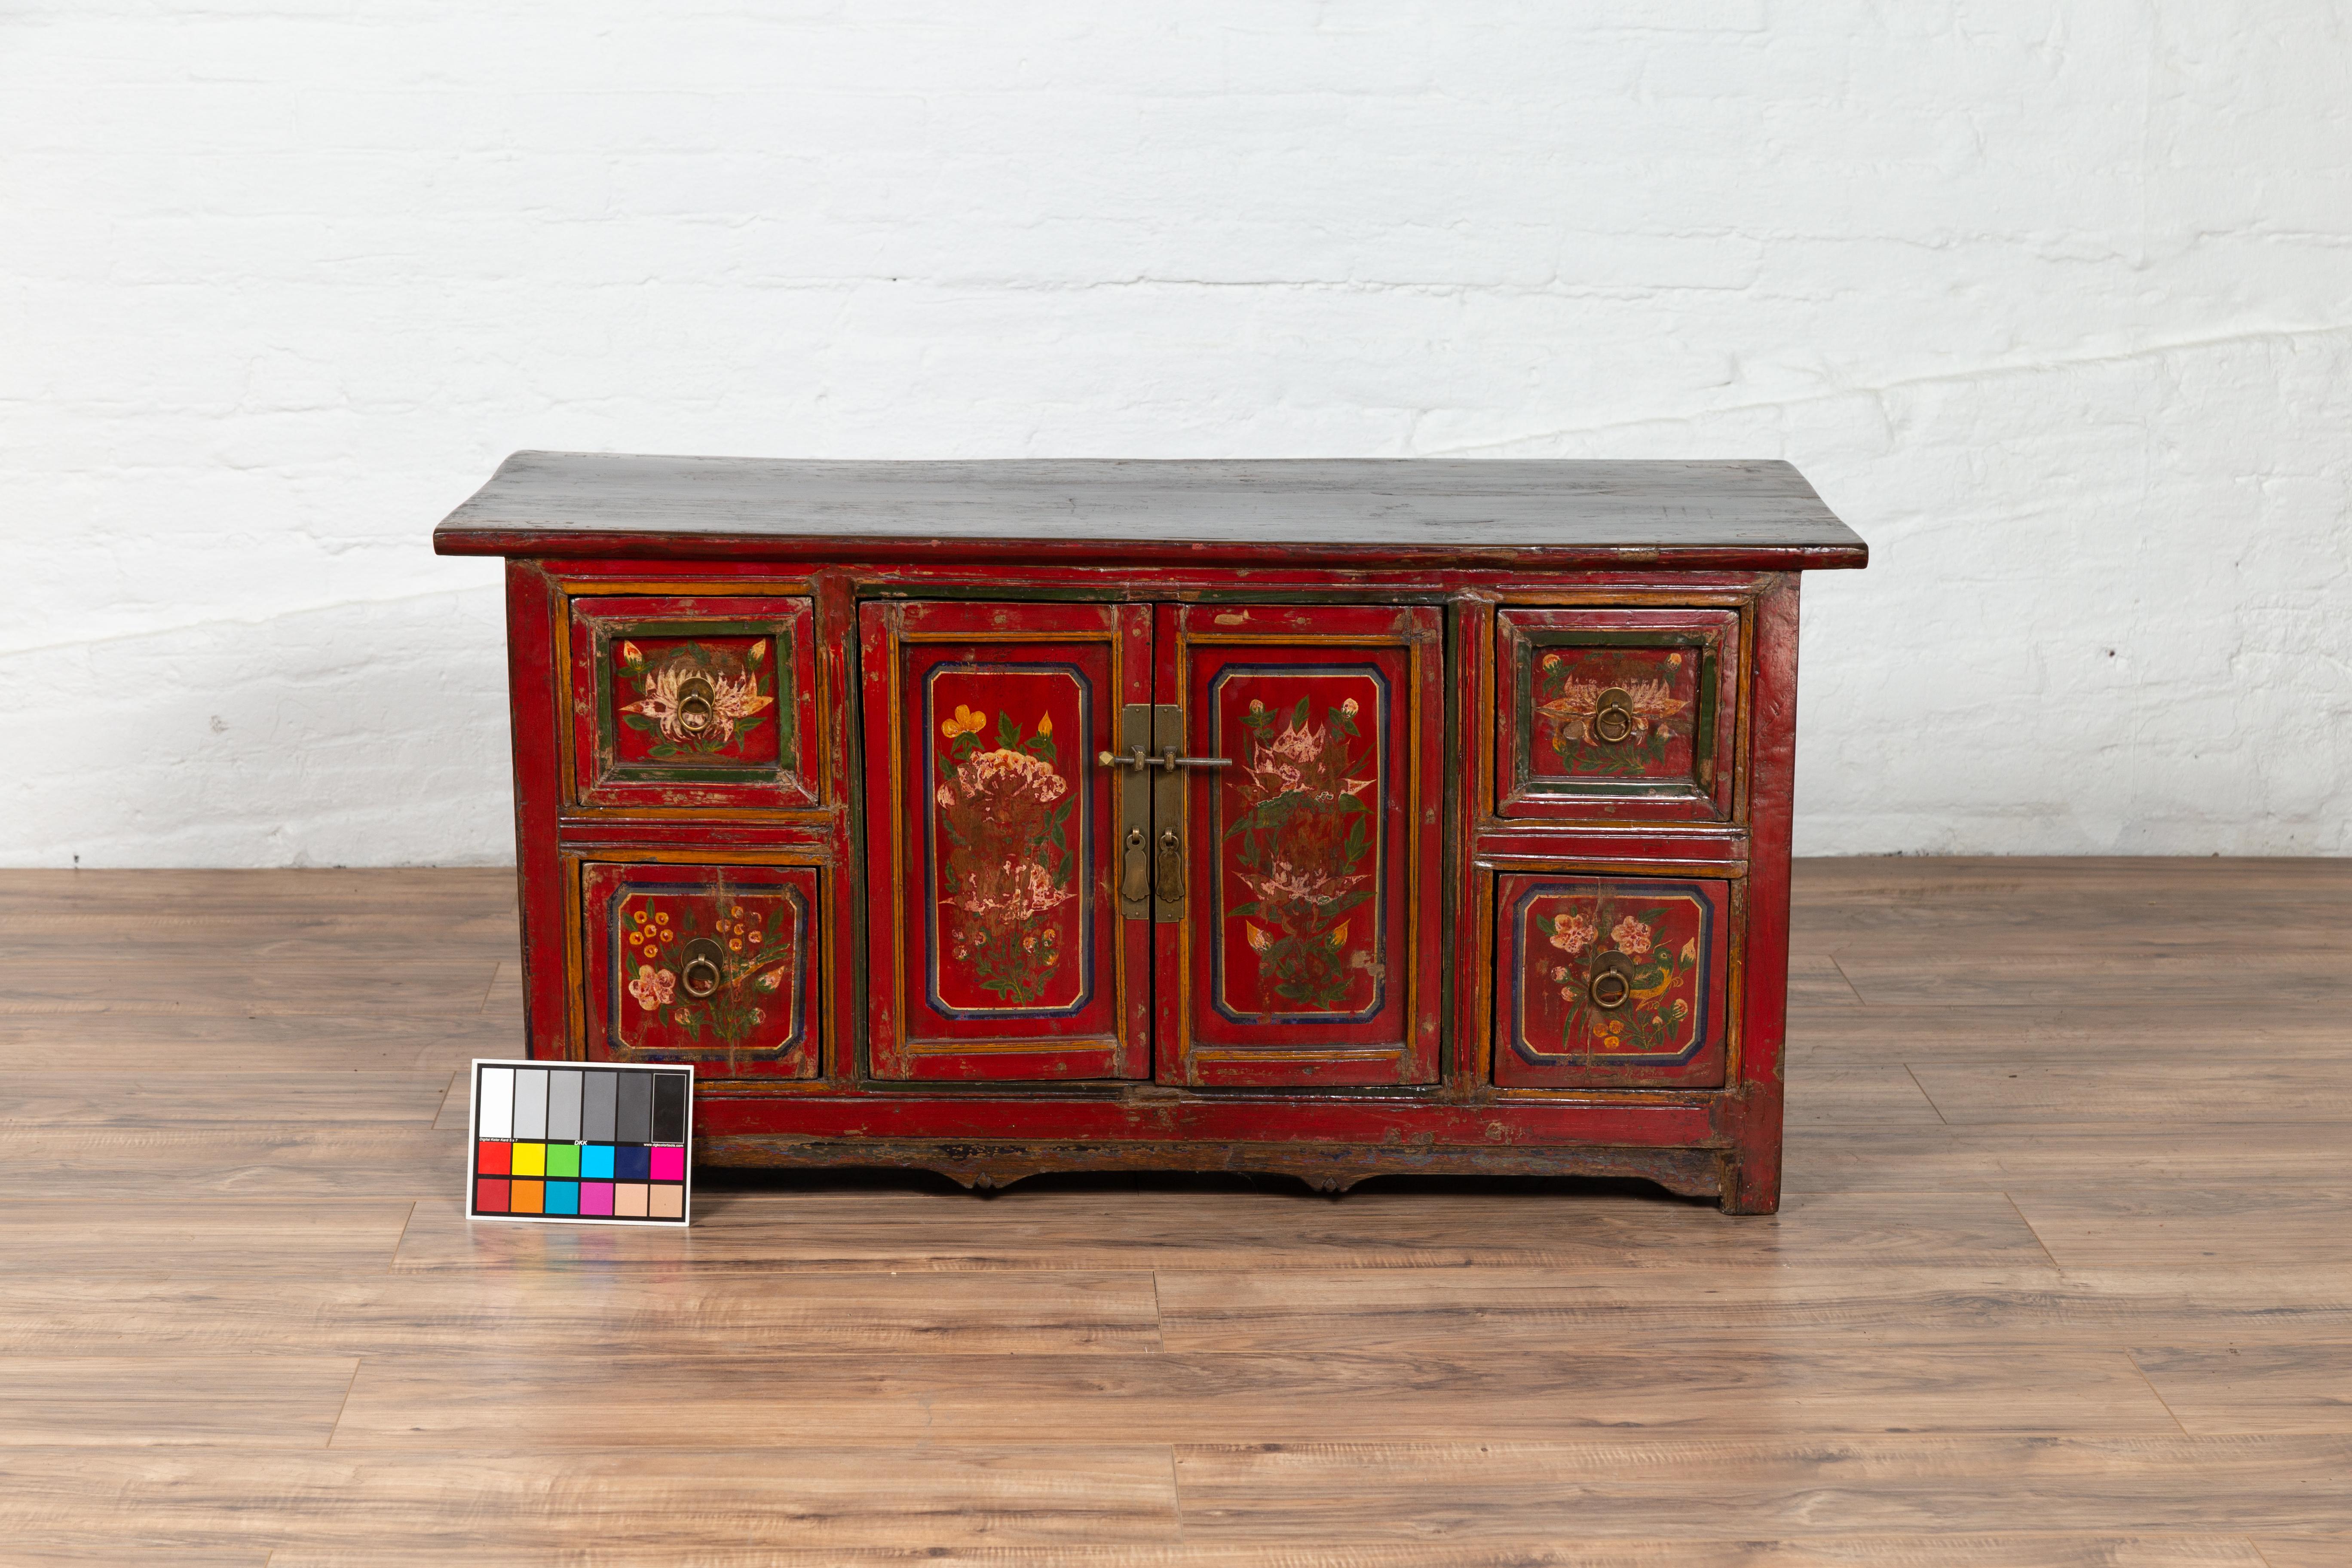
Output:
left=676, top=676, right=718, bottom=735
left=1589, top=968, right=1632, bottom=1010
left=1155, top=827, right=1185, bottom=905
left=680, top=938, right=724, bottom=998
left=1591, top=688, right=1637, bottom=744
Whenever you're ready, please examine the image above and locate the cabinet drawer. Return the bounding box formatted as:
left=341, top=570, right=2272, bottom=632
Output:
left=1494, top=607, right=1737, bottom=822
left=1493, top=871, right=1730, bottom=1089
left=567, top=595, right=822, bottom=812
left=577, top=858, right=823, bottom=1079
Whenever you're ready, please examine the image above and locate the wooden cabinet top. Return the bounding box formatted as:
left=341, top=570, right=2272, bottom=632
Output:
left=434, top=450, right=1867, bottom=570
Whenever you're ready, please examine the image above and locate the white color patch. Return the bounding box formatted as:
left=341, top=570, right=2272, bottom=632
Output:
left=474, top=1066, right=514, bottom=1142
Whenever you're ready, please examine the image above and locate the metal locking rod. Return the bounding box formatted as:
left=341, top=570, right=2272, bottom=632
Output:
left=1097, top=747, right=1232, bottom=772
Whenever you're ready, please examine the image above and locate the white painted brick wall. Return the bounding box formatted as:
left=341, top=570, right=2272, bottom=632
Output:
left=5, top=1, right=2346, bottom=865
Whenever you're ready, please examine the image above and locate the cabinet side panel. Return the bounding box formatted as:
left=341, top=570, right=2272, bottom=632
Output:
left=816, top=570, right=861, bottom=1084
left=506, top=560, right=570, bottom=1060
left=1725, top=572, right=1797, bottom=1213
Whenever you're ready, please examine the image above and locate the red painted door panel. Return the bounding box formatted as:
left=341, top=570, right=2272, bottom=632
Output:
left=1493, top=607, right=1739, bottom=823
left=860, top=600, right=1153, bottom=1081
left=1156, top=603, right=1445, bottom=1088
left=577, top=858, right=823, bottom=1080
left=568, top=595, right=823, bottom=812
left=1492, top=871, right=1732, bottom=1089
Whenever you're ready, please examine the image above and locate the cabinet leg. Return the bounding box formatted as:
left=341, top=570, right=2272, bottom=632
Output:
left=1716, top=1146, right=1782, bottom=1216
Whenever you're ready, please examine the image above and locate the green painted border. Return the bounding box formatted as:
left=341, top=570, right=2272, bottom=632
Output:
left=595, top=618, right=800, bottom=786
left=1511, top=628, right=1718, bottom=799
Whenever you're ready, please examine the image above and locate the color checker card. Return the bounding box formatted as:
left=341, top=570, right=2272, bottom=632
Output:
left=468, top=1060, right=693, bottom=1226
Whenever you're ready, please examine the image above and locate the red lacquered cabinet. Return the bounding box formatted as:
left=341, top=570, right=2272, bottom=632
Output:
left=436, top=453, right=1866, bottom=1213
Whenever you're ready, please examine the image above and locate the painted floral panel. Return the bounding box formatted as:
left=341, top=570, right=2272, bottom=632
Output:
left=1528, top=643, right=1701, bottom=783
left=606, top=878, right=810, bottom=1057
left=1212, top=667, right=1386, bottom=1022
left=610, top=634, right=783, bottom=771
left=925, top=664, right=1091, bottom=1017
left=1506, top=881, right=1715, bottom=1066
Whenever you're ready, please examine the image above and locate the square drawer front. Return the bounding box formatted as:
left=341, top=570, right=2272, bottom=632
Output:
left=569, top=595, right=821, bottom=812
left=579, top=859, right=823, bottom=1079
left=1493, top=871, right=1730, bottom=1089
left=1494, top=607, right=1738, bottom=822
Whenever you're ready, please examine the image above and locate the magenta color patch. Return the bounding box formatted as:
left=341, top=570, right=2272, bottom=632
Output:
left=578, top=1181, right=616, bottom=1216
left=650, top=1146, right=686, bottom=1181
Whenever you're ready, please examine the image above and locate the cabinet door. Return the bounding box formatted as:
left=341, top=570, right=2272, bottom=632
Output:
left=1156, top=603, right=1444, bottom=1087
left=860, top=600, right=1153, bottom=1081
left=577, top=858, right=823, bottom=1080
left=1492, top=871, right=1731, bottom=1089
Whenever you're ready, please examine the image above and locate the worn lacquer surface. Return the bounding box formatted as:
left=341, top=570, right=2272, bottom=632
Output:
left=437, top=453, right=1868, bottom=569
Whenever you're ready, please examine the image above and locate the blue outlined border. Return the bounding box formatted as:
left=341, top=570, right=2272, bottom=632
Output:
left=1207, top=663, right=1391, bottom=1028
left=920, top=661, right=1096, bottom=1022
left=606, top=875, right=810, bottom=1056
left=1507, top=878, right=1717, bottom=1066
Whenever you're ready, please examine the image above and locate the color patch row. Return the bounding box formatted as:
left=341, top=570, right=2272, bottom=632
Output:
left=478, top=1141, right=685, bottom=1181
left=478, top=1178, right=683, bottom=1219
left=476, top=1064, right=689, bottom=1144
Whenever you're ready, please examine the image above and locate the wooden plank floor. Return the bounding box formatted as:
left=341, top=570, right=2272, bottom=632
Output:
left=0, top=860, right=2346, bottom=1565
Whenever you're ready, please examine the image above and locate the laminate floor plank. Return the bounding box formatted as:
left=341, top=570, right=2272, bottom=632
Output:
left=9, top=1552, right=268, bottom=1567
left=1787, top=1061, right=1948, bottom=1127
left=0, top=964, right=502, bottom=1017
left=0, top=1357, right=357, bottom=1447
left=1781, top=1122, right=2352, bottom=1194
left=2252, top=1538, right=2352, bottom=1568
left=2011, top=1189, right=2352, bottom=1271
left=0, top=865, right=518, bottom=910
left=0, top=1271, right=1162, bottom=1357
left=1785, top=952, right=1864, bottom=1008
left=0, top=1446, right=1180, bottom=1557
left=1151, top=1266, right=2352, bottom=1353
left=1787, top=1004, right=2352, bottom=1058
left=431, top=1069, right=469, bottom=1130
left=1906, top=1060, right=2352, bottom=1124
left=2130, top=1344, right=2352, bottom=1435
left=1171, top=1434, right=2352, bottom=1537
left=255, top=1541, right=2273, bottom=1568
left=0, top=1201, right=413, bottom=1275
left=328, top=1344, right=2184, bottom=1447
left=0, top=1127, right=461, bottom=1200
left=389, top=1188, right=2053, bottom=1275
left=0, top=1072, right=452, bottom=1127
left=0, top=1012, right=521, bottom=1073
left=1788, top=853, right=2352, bottom=900
left=1827, top=951, right=2347, bottom=1009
